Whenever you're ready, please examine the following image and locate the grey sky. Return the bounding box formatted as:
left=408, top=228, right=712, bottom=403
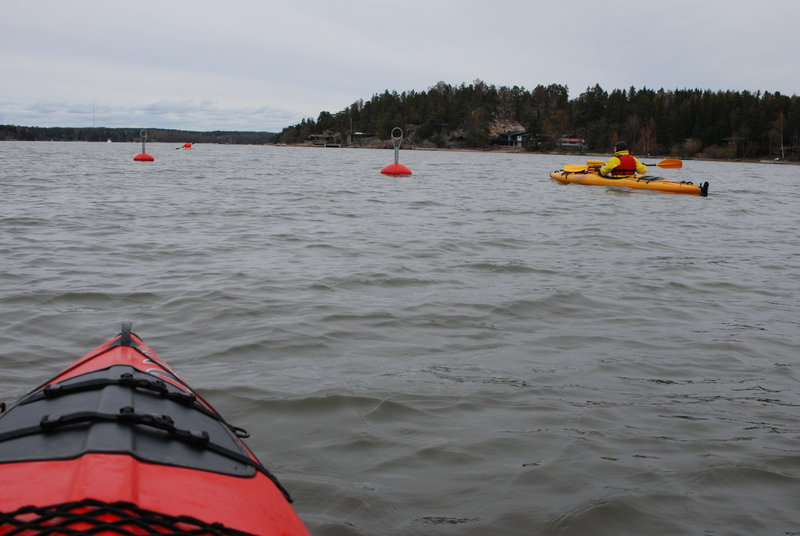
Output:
left=2, top=0, right=797, bottom=132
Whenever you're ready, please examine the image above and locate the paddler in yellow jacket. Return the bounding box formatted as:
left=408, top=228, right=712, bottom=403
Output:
left=599, top=141, right=647, bottom=177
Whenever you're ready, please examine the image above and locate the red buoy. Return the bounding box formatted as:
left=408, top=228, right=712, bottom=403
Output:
left=133, top=129, right=155, bottom=161
left=381, top=127, right=412, bottom=175
left=183, top=142, right=192, bottom=149
left=380, top=162, right=412, bottom=175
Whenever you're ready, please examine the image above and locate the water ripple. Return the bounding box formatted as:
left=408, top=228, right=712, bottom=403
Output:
left=2, top=143, right=799, bottom=535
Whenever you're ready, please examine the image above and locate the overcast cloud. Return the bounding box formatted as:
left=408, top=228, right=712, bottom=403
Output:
left=2, top=0, right=798, bottom=132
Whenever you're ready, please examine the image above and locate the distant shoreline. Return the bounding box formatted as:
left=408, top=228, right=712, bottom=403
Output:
left=275, top=143, right=798, bottom=165
left=0, top=125, right=276, bottom=145
left=2, top=138, right=795, bottom=165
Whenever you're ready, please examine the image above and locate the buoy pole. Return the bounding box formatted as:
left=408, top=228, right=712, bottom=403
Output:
left=380, top=127, right=412, bottom=175
left=133, top=129, right=155, bottom=161
left=393, top=129, right=401, bottom=165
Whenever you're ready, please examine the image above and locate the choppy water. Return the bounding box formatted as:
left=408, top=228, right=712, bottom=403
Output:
left=1, top=141, right=799, bottom=535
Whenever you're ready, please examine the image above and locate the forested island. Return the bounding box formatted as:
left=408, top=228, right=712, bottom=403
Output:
left=3, top=81, right=798, bottom=160
left=280, top=81, right=798, bottom=160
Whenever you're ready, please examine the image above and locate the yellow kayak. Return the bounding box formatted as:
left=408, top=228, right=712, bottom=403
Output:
left=550, top=160, right=709, bottom=196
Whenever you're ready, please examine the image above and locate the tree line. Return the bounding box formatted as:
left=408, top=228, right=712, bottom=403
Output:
left=0, top=125, right=276, bottom=145
left=278, top=81, right=799, bottom=159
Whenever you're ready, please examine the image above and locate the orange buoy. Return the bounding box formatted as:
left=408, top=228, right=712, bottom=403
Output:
left=133, top=129, right=155, bottom=161
left=380, top=162, right=412, bottom=175
left=381, top=127, right=412, bottom=175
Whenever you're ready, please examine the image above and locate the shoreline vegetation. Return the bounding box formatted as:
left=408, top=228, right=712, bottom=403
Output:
left=277, top=81, right=798, bottom=162
left=2, top=81, right=798, bottom=162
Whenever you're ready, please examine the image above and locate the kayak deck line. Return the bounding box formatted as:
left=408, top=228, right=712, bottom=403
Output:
left=25, top=368, right=249, bottom=438
left=0, top=498, right=257, bottom=535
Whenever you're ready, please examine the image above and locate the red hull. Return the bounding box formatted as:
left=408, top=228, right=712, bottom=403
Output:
left=0, top=324, right=310, bottom=535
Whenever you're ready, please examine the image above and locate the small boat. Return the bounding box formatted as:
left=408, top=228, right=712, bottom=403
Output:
left=0, top=322, right=311, bottom=535
left=550, top=159, right=709, bottom=196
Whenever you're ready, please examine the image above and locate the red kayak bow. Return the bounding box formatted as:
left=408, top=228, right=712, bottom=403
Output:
left=0, top=322, right=311, bottom=535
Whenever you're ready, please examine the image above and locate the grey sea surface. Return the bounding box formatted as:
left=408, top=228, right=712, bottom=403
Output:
left=1, top=141, right=799, bottom=535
